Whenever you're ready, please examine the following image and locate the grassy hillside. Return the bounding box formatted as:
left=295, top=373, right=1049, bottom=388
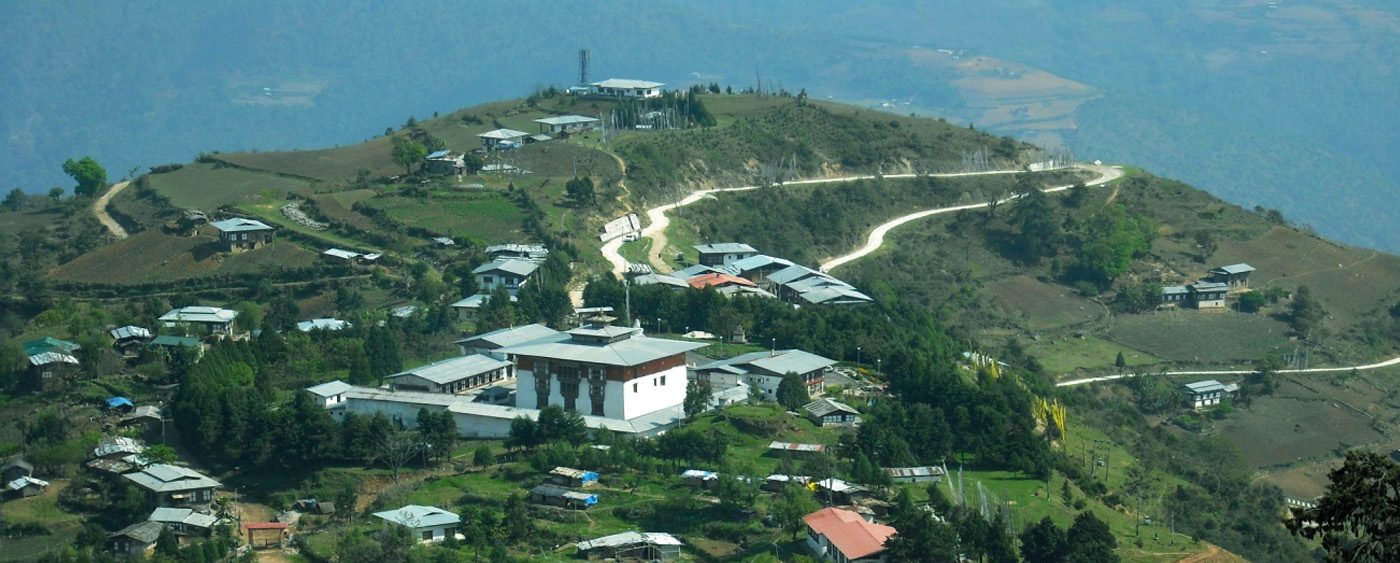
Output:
left=49, top=229, right=319, bottom=286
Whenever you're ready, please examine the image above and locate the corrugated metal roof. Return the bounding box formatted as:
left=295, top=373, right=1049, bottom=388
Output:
left=478, top=128, right=529, bottom=140
left=386, top=354, right=512, bottom=385
left=210, top=218, right=273, bottom=233
left=454, top=324, right=559, bottom=349
left=472, top=258, right=540, bottom=277
left=591, top=79, right=664, bottom=89
left=296, top=318, right=351, bottom=332
left=766, top=265, right=822, bottom=285
left=768, top=442, right=826, bottom=453
left=372, top=505, right=460, bottom=528
left=884, top=466, right=945, bottom=479
left=699, top=349, right=836, bottom=378
left=694, top=243, right=756, bottom=255
left=123, top=464, right=222, bottom=493
left=159, top=306, right=238, bottom=324
left=1183, top=380, right=1226, bottom=394
left=110, top=326, right=152, bottom=341
left=688, top=273, right=757, bottom=289
left=1212, top=263, right=1255, bottom=275
left=797, top=286, right=873, bottom=304
left=306, top=381, right=352, bottom=398
left=729, top=254, right=794, bottom=273
left=803, top=398, right=859, bottom=417
left=576, top=531, right=681, bottom=551
left=28, top=351, right=78, bottom=366
left=535, top=115, right=599, bottom=126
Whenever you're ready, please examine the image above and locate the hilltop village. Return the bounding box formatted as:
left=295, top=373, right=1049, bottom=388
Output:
left=2, top=73, right=1394, bottom=563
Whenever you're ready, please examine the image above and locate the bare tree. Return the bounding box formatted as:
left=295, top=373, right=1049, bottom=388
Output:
left=372, top=429, right=422, bottom=482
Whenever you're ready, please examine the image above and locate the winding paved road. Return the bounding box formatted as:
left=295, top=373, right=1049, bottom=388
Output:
left=93, top=180, right=131, bottom=239
left=1057, top=355, right=1400, bottom=387
left=602, top=167, right=1083, bottom=277
left=819, top=164, right=1122, bottom=272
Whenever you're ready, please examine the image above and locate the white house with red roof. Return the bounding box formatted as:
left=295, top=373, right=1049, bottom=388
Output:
left=803, top=507, right=896, bottom=563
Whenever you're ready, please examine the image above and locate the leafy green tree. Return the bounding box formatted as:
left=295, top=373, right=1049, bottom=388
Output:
left=336, top=533, right=383, bottom=563
left=1237, top=291, right=1267, bottom=313
left=776, top=372, right=810, bottom=409
left=1113, top=281, right=1162, bottom=314
left=1066, top=511, right=1119, bottom=563
left=1011, top=187, right=1061, bottom=263
left=364, top=326, right=403, bottom=379
left=1287, top=450, right=1400, bottom=562
left=278, top=392, right=338, bottom=467
left=62, top=156, right=107, bottom=196
left=771, top=483, right=820, bottom=539
left=1020, top=516, right=1069, bottom=563
left=473, top=444, right=495, bottom=467
left=1288, top=285, right=1325, bottom=337
left=416, top=408, right=456, bottom=462
left=390, top=136, right=428, bottom=174
left=506, top=415, right=540, bottom=451
left=1074, top=204, right=1155, bottom=287
left=46, top=187, right=64, bottom=200
left=4, top=188, right=25, bottom=211
left=884, top=489, right=958, bottom=562
left=538, top=405, right=588, bottom=447
left=503, top=493, right=533, bottom=543
left=683, top=377, right=712, bottom=420
left=1114, top=351, right=1127, bottom=374
left=565, top=176, right=595, bottom=207
left=145, top=444, right=178, bottom=465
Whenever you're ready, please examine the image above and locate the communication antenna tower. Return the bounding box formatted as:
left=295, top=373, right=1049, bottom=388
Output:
left=578, top=49, right=591, bottom=87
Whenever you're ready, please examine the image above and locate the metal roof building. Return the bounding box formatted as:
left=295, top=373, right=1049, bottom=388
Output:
left=384, top=354, right=513, bottom=394
left=210, top=218, right=272, bottom=233
left=576, top=531, right=682, bottom=561
left=372, top=505, right=461, bottom=528
left=158, top=306, right=238, bottom=325
left=496, top=326, right=705, bottom=367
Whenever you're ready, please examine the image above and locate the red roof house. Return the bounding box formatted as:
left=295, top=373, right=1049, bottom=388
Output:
left=687, top=273, right=757, bottom=290
left=803, top=507, right=896, bottom=562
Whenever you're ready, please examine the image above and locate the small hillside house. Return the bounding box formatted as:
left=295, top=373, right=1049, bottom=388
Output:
left=803, top=507, right=896, bottom=563
left=682, top=469, right=719, bottom=489
left=296, top=318, right=352, bottom=332
left=589, top=79, right=664, bottom=99
left=149, top=507, right=219, bottom=536
left=485, top=243, right=549, bottom=262
left=305, top=380, right=353, bottom=408
left=211, top=218, right=274, bottom=253
left=529, top=485, right=598, bottom=510
left=384, top=354, right=513, bottom=394
left=472, top=258, right=541, bottom=296
left=478, top=128, right=528, bottom=150
left=26, top=350, right=79, bottom=391
left=885, top=466, right=945, bottom=484
left=7, top=475, right=49, bottom=498
left=373, top=505, right=461, bottom=543
left=1181, top=380, right=1234, bottom=410
left=694, top=243, right=758, bottom=267
left=109, top=521, right=165, bottom=557
left=1, top=457, right=33, bottom=484
left=1162, top=281, right=1230, bottom=309
left=695, top=349, right=836, bottom=399
left=550, top=467, right=599, bottom=487
left=450, top=293, right=518, bottom=321
left=159, top=306, right=238, bottom=335
left=534, top=115, right=599, bottom=137
left=576, top=531, right=683, bottom=561
left=423, top=150, right=466, bottom=175
left=110, top=326, right=153, bottom=354
left=1208, top=263, right=1256, bottom=287
left=123, top=464, right=222, bottom=507
left=804, top=398, right=861, bottom=427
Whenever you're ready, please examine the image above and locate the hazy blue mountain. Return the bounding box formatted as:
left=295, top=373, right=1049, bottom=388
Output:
left=5, top=1, right=1398, bottom=250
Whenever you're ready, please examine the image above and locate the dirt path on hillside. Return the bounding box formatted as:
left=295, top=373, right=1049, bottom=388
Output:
left=1175, top=542, right=1246, bottom=563
left=93, top=180, right=131, bottom=238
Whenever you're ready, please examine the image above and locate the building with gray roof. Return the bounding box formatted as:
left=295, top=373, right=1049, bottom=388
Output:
left=1181, top=379, right=1236, bottom=410
left=449, top=293, right=518, bottom=321
left=109, top=521, right=166, bottom=556
left=484, top=243, right=549, bottom=262
left=804, top=398, right=862, bottom=427
left=385, top=354, right=513, bottom=394
left=149, top=507, right=220, bottom=535
left=589, top=79, right=664, bottom=98
left=576, top=531, right=682, bottom=561
left=211, top=218, right=274, bottom=253
left=695, top=243, right=759, bottom=267
left=1208, top=263, right=1256, bottom=286
left=296, top=318, right=351, bottom=332
left=631, top=273, right=690, bottom=290
left=159, top=306, right=238, bottom=335
left=472, top=258, right=540, bottom=295
left=123, top=464, right=221, bottom=506
left=478, top=128, right=528, bottom=150
left=796, top=286, right=874, bottom=306
left=305, top=380, right=353, bottom=407
left=373, top=505, right=461, bottom=542
left=534, top=115, right=599, bottom=136
left=695, top=349, right=836, bottom=400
